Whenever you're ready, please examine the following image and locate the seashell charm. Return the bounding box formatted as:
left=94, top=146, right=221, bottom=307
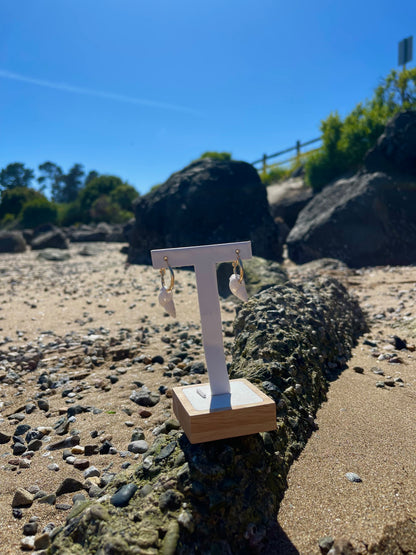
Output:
left=158, top=286, right=176, bottom=317
left=229, top=273, right=248, bottom=302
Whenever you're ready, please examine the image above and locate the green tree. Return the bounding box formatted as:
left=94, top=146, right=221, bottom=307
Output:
left=37, top=161, right=64, bottom=201
left=60, top=163, right=85, bottom=203
left=85, top=170, right=99, bottom=185
left=78, top=175, right=138, bottom=223
left=0, top=163, right=34, bottom=190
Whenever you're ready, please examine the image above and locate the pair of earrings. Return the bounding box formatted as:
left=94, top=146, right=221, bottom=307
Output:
left=157, top=250, right=249, bottom=318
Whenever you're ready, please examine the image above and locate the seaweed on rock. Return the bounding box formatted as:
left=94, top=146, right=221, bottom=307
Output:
left=48, top=277, right=367, bottom=555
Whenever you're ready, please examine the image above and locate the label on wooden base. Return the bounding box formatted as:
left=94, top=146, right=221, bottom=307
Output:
left=172, top=378, right=276, bottom=444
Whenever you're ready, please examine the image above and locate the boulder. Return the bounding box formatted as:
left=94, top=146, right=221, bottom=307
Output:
left=30, top=229, right=69, bottom=250
left=0, top=231, right=26, bottom=253
left=267, top=177, right=313, bottom=228
left=127, top=158, right=282, bottom=264
left=287, top=172, right=416, bottom=267
left=69, top=224, right=108, bottom=243
left=365, top=110, right=416, bottom=176
left=48, top=277, right=366, bottom=555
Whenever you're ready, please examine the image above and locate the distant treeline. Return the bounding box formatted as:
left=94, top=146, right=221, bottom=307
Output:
left=0, top=162, right=139, bottom=229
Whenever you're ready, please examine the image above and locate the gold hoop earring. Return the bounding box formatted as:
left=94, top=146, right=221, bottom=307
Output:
left=158, top=256, right=176, bottom=317
left=229, top=249, right=248, bottom=301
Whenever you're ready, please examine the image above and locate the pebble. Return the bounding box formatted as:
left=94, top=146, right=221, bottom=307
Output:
left=12, top=488, right=34, bottom=508
left=74, top=458, right=90, bottom=470
left=110, top=483, right=138, bottom=507
left=353, top=366, right=364, bottom=374
left=376, top=381, right=385, bottom=388
left=38, top=493, right=57, bottom=505
left=128, top=440, right=149, bottom=454
left=37, top=399, right=50, bottom=411
left=48, top=463, right=60, bottom=471
left=23, top=521, right=38, bottom=535
left=84, top=466, right=100, bottom=478
left=34, top=533, right=51, bottom=550
left=345, top=472, right=362, bottom=483
left=0, top=431, right=11, bottom=444
left=20, top=536, right=35, bottom=551
left=56, top=477, right=84, bottom=496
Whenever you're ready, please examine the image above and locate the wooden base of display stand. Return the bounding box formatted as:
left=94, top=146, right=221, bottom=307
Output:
left=172, top=378, right=276, bottom=444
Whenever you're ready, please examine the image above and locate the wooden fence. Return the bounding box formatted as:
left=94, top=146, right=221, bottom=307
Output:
left=252, top=137, right=321, bottom=173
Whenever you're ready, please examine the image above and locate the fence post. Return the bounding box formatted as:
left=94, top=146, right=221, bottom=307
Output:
left=262, top=154, right=267, bottom=174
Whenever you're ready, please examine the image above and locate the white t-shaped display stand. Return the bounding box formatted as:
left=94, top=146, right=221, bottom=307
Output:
left=151, top=241, right=276, bottom=443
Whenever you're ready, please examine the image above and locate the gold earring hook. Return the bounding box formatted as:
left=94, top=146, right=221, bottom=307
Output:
left=160, top=256, right=175, bottom=292
left=232, top=249, right=244, bottom=284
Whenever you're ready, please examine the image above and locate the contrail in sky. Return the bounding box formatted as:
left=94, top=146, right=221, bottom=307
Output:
left=0, top=69, right=201, bottom=116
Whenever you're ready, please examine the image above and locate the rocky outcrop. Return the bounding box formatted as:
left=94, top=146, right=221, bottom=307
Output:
left=365, top=110, right=416, bottom=176
left=286, top=171, right=416, bottom=267
left=0, top=231, right=26, bottom=253
left=48, top=277, right=366, bottom=555
left=127, top=158, right=282, bottom=264
left=68, top=223, right=125, bottom=243
left=287, top=112, right=416, bottom=267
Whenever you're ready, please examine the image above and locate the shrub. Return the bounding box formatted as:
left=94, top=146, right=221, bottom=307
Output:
left=260, top=166, right=290, bottom=186
left=21, top=198, right=58, bottom=228
left=305, top=67, right=416, bottom=192
left=199, top=151, right=232, bottom=161
left=0, top=187, right=41, bottom=220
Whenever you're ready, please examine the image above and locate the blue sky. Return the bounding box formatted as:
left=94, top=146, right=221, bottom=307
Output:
left=0, top=0, right=414, bottom=194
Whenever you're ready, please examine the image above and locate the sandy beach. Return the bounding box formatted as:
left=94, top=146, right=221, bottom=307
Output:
left=0, top=243, right=414, bottom=553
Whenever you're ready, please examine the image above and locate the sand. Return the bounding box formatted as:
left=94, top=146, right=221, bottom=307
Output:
left=0, top=243, right=414, bottom=553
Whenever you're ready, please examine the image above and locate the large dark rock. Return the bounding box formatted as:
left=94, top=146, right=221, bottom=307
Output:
left=48, top=277, right=365, bottom=555
left=365, top=110, right=416, bottom=176
left=0, top=231, right=26, bottom=253
left=267, top=178, right=313, bottom=228
left=30, top=229, right=69, bottom=250
left=127, top=158, right=282, bottom=264
left=287, top=172, right=416, bottom=267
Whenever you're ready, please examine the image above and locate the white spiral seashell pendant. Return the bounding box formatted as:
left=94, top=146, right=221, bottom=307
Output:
left=158, top=286, right=176, bottom=317
left=229, top=273, right=248, bottom=301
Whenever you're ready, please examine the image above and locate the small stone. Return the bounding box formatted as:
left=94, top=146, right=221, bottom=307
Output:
left=376, top=381, right=385, bottom=388
left=124, top=421, right=134, bottom=427
left=15, top=424, right=31, bottom=436
left=74, top=458, right=90, bottom=470
left=27, top=439, right=43, bottom=451
left=393, top=335, right=407, bottom=350
left=84, top=444, right=99, bottom=456
left=12, top=508, right=23, bottom=519
left=56, top=477, right=84, bottom=496
left=353, top=366, right=364, bottom=374
left=23, top=521, right=38, bottom=535
left=56, top=503, right=72, bottom=510
left=318, top=536, right=334, bottom=554
left=19, top=458, right=31, bottom=468
left=345, top=472, right=362, bottom=483
left=12, top=488, right=34, bottom=508
left=110, top=483, right=138, bottom=507
left=71, top=445, right=84, bottom=455
left=84, top=466, right=100, bottom=478
left=13, top=443, right=26, bottom=456
left=48, top=463, right=60, bottom=471
left=0, top=431, right=11, bottom=444
left=37, top=399, right=50, bottom=412
left=34, top=533, right=51, bottom=550
left=155, top=441, right=177, bottom=462
left=139, top=409, right=152, bottom=418
left=128, top=440, right=149, bottom=454
left=37, top=493, right=56, bottom=505
left=20, top=536, right=35, bottom=551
